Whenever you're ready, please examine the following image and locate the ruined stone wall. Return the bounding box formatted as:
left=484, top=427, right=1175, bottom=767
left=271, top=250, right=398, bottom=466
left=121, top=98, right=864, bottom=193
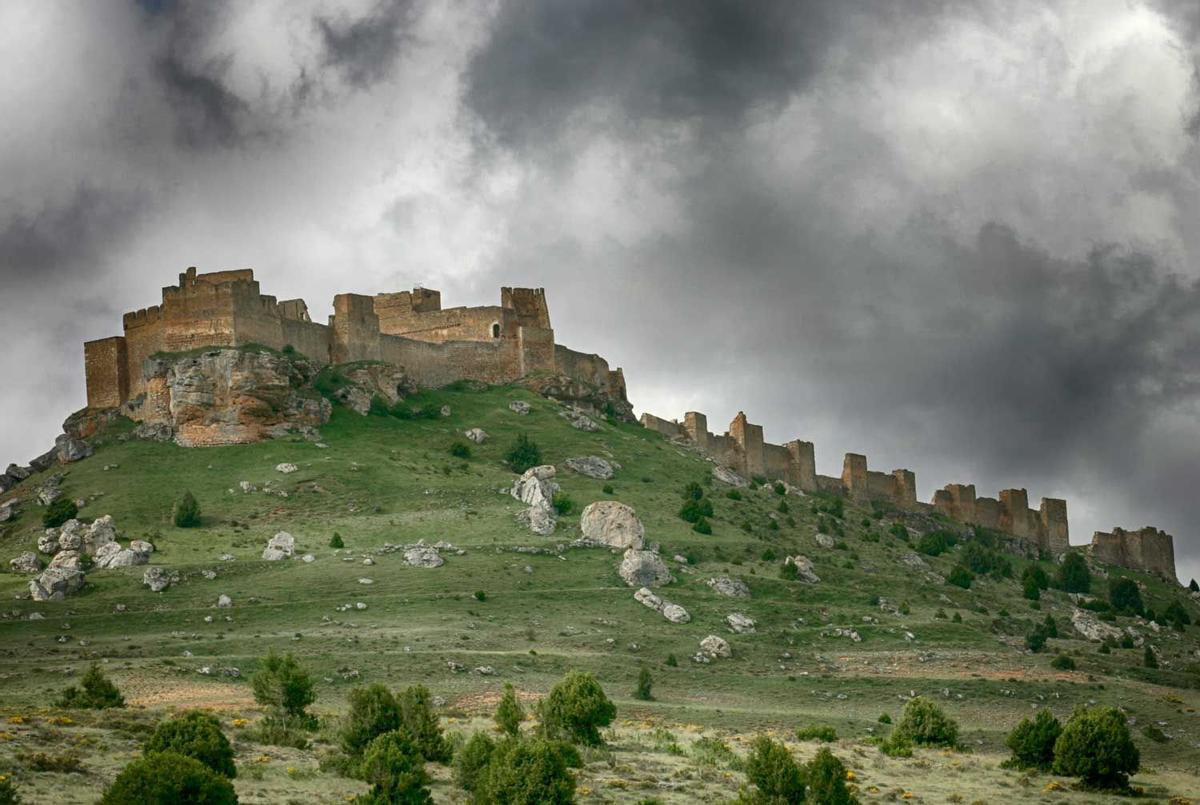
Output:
left=160, top=276, right=239, bottom=353
left=83, top=337, right=128, bottom=410
left=330, top=293, right=381, bottom=364
left=1090, top=527, right=1176, bottom=580
left=502, top=287, right=551, bottom=329
left=376, top=299, right=509, bottom=343
left=280, top=319, right=331, bottom=364
left=378, top=333, right=521, bottom=387
left=122, top=306, right=166, bottom=398
left=763, top=443, right=792, bottom=480
left=639, top=413, right=685, bottom=438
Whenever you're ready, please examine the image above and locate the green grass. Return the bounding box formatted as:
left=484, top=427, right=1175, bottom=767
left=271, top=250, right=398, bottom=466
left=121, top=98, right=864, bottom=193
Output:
left=1, top=383, right=1198, bottom=802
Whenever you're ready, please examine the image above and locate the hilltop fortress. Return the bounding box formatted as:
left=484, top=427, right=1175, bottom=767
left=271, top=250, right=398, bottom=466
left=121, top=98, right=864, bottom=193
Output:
left=641, top=409, right=1178, bottom=581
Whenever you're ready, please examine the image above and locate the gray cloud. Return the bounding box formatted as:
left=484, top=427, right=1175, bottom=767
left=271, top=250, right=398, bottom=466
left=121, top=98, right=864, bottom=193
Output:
left=317, top=0, right=414, bottom=89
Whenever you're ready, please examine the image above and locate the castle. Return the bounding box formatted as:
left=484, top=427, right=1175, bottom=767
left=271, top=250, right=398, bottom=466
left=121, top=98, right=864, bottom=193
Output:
left=84, top=267, right=627, bottom=410
left=641, top=409, right=1177, bottom=580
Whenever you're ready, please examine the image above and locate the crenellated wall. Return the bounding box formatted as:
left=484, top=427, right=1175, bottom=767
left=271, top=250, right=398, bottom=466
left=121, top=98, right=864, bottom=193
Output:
left=1090, top=527, right=1176, bottom=580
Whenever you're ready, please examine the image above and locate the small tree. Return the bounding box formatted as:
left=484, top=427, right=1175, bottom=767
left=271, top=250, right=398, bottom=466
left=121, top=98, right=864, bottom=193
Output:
left=1108, top=578, right=1143, bottom=616
left=805, top=748, right=858, bottom=805
left=947, top=566, right=973, bottom=589
left=174, top=491, right=201, bottom=528
left=357, top=731, right=432, bottom=804
left=1004, top=710, right=1061, bottom=770
left=692, top=516, right=713, bottom=535
left=251, top=651, right=315, bottom=722
left=0, top=773, right=19, bottom=805
left=56, top=663, right=124, bottom=709
left=1162, top=600, right=1192, bottom=631
left=1057, top=552, right=1091, bottom=594
left=396, top=685, right=450, bottom=763
left=1189, top=578, right=1199, bottom=593
left=100, top=752, right=237, bottom=805
left=330, top=532, right=345, bottom=549
left=453, top=732, right=495, bottom=793
left=494, top=684, right=524, bottom=737
left=1025, top=627, right=1048, bottom=653
left=633, top=668, right=653, bottom=701
left=1052, top=707, right=1139, bottom=789
left=145, top=711, right=236, bottom=778
left=538, top=670, right=616, bottom=746
left=449, top=440, right=472, bottom=460
left=476, top=738, right=575, bottom=804
left=741, top=736, right=805, bottom=804
left=1143, top=645, right=1158, bottom=669
left=342, top=684, right=401, bottom=757
left=505, top=433, right=542, bottom=474
left=893, top=697, right=959, bottom=748
left=42, top=498, right=78, bottom=529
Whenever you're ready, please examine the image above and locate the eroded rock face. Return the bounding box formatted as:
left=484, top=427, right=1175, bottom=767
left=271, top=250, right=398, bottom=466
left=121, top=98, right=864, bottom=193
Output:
left=579, top=501, right=644, bottom=549
left=262, top=532, right=296, bottom=561
left=707, top=577, right=750, bottom=599
left=784, top=555, right=821, bottom=584
left=30, top=567, right=85, bottom=601
left=511, top=466, right=559, bottom=509
left=712, top=466, right=749, bottom=488
left=9, top=552, right=42, bottom=574
left=517, top=373, right=634, bottom=422
left=55, top=434, right=93, bottom=463
left=334, top=364, right=417, bottom=415
left=618, top=549, right=672, bottom=588
left=1071, top=608, right=1125, bottom=642
left=516, top=505, right=557, bottom=536
left=143, top=566, right=176, bottom=592
left=48, top=551, right=83, bottom=571
left=564, top=456, right=614, bottom=480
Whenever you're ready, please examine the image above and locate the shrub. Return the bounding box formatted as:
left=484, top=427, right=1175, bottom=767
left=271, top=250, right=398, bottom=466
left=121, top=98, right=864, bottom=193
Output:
left=173, top=491, right=201, bottom=528
left=726, top=489, right=743, bottom=501
left=1190, top=578, right=1199, bottom=593
left=773, top=481, right=786, bottom=495
left=42, top=498, right=78, bottom=528
left=1057, top=552, right=1091, bottom=593
left=100, top=752, right=237, bottom=805
left=1108, top=578, right=1143, bottom=616
left=330, top=532, right=345, bottom=549
left=777, top=499, right=789, bottom=514
left=894, top=697, right=959, bottom=748
left=367, top=395, right=391, bottom=417
left=56, top=663, right=124, bottom=709
left=805, top=748, right=857, bottom=805
left=692, top=516, right=712, bottom=535
left=634, top=668, right=653, bottom=701
left=742, top=736, right=805, bottom=803
left=453, top=732, right=495, bottom=793
left=145, top=711, right=236, bottom=778
left=1052, top=706, right=1139, bottom=789
left=252, top=651, right=315, bottom=721
left=551, top=492, right=574, bottom=516
left=396, top=685, right=450, bottom=763
left=795, top=724, right=837, bottom=742
left=679, top=497, right=714, bottom=523
left=682, top=482, right=704, bottom=501
left=1143, top=646, right=1158, bottom=669
left=1025, top=627, right=1048, bottom=653
left=476, top=738, right=575, bottom=804
left=250, top=712, right=311, bottom=749
left=504, top=433, right=542, bottom=474
left=1042, top=614, right=1058, bottom=638
left=1023, top=564, right=1049, bottom=589
left=538, top=670, right=616, bottom=746
left=0, top=773, right=17, bottom=805
left=877, top=713, right=892, bottom=724
left=962, top=542, right=1012, bottom=578
left=602, top=484, right=614, bottom=495
left=1050, top=655, right=1076, bottom=671
left=888, top=522, right=909, bottom=541
left=1004, top=709, right=1061, bottom=770
left=341, top=684, right=401, bottom=756
left=665, top=654, right=678, bottom=668
left=494, top=684, right=524, bottom=737
left=779, top=562, right=799, bottom=581
left=916, top=530, right=957, bottom=556
left=1162, top=600, right=1192, bottom=631
left=449, top=441, right=472, bottom=460
left=357, top=731, right=432, bottom=804
left=947, top=566, right=973, bottom=589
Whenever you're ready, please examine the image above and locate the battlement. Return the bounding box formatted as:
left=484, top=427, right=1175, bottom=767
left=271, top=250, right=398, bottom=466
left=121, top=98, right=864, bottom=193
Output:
left=1090, top=526, right=1176, bottom=580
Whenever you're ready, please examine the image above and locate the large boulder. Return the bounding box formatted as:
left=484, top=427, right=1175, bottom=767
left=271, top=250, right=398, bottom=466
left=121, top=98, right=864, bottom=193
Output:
left=5, top=464, right=30, bottom=481
left=699, top=635, right=732, bottom=659
left=0, top=501, right=16, bottom=523
left=784, top=555, right=821, bottom=584
left=712, top=466, right=749, bottom=488
left=516, top=505, right=557, bottom=536
left=1071, top=608, right=1125, bottom=642
left=48, top=550, right=83, bottom=571
left=84, top=516, right=119, bottom=554
left=707, top=577, right=750, bottom=598
left=814, top=533, right=836, bottom=549
left=129, top=540, right=155, bottom=557
left=464, top=428, right=489, bottom=444
left=143, top=566, right=176, bottom=592
left=619, top=549, right=672, bottom=587
left=57, top=520, right=85, bottom=552
left=9, top=552, right=42, bottom=574
left=404, top=545, right=444, bottom=568
left=508, top=400, right=531, bottom=415
left=262, top=532, right=296, bottom=561
left=55, top=434, right=93, bottom=463
left=726, top=613, right=756, bottom=634
left=579, top=501, right=645, bottom=549
left=564, top=456, right=614, bottom=480
left=94, top=541, right=147, bottom=569
left=30, top=567, right=85, bottom=601
left=37, top=531, right=60, bottom=555
left=511, top=466, right=559, bottom=510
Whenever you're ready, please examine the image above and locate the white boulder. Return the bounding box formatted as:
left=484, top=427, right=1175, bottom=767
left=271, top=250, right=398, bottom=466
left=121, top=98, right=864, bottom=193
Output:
left=618, top=549, right=672, bottom=587
left=700, top=635, right=732, bottom=658
left=262, top=532, right=295, bottom=561
left=579, top=501, right=645, bottom=549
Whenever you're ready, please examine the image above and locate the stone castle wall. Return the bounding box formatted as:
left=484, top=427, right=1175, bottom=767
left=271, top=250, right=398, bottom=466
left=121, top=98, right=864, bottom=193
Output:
left=1090, top=527, right=1176, bottom=580
left=85, top=267, right=626, bottom=415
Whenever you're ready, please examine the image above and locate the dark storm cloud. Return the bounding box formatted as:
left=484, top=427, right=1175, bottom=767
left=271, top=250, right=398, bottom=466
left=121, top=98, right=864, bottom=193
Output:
left=317, top=0, right=414, bottom=89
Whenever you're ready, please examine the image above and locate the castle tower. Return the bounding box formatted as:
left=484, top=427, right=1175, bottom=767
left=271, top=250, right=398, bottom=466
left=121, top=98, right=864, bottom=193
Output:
left=842, top=453, right=868, bottom=501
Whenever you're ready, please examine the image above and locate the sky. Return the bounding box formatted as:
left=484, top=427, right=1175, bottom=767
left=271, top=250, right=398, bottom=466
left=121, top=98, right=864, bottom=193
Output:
left=0, top=0, right=1198, bottom=584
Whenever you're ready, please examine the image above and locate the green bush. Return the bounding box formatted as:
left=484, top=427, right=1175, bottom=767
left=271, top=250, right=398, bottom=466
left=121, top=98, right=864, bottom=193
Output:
left=1163, top=600, right=1192, bottom=631
left=916, top=530, right=957, bottom=556
left=1057, top=552, right=1091, bottom=593
left=449, top=441, right=472, bottom=460
left=894, top=697, right=959, bottom=748
left=726, top=489, right=743, bottom=501
left=1025, top=627, right=1048, bottom=653
left=1108, top=578, right=1143, bottom=616
left=538, top=670, right=616, bottom=746
left=504, top=433, right=542, bottom=474
left=1190, top=578, right=1199, bottom=593
left=947, top=566, right=973, bottom=589
left=551, top=492, right=574, bottom=516
left=805, top=748, right=858, bottom=805
left=962, top=541, right=1012, bottom=578
left=356, top=731, right=432, bottom=804
left=634, top=668, right=653, bottom=701
left=679, top=497, right=714, bottom=523
left=0, top=773, right=18, bottom=805
left=250, top=712, right=311, bottom=750
left=779, top=562, right=799, bottom=581
left=56, top=663, right=124, bottom=710
left=341, top=684, right=401, bottom=757
left=877, top=713, right=892, bottom=724
left=173, top=491, right=201, bottom=528
left=773, top=481, right=786, bottom=495
left=251, top=651, right=315, bottom=721
left=329, top=532, right=345, bottom=549
left=367, top=395, right=391, bottom=417
left=494, top=684, right=524, bottom=737
left=1143, top=646, right=1158, bottom=669
left=1042, top=614, right=1058, bottom=638
left=145, top=711, right=236, bottom=778
left=795, top=724, right=837, bottom=742
left=396, top=685, right=450, bottom=763
left=100, top=752, right=237, bottom=805
left=42, top=498, right=78, bottom=528
left=888, top=522, right=909, bottom=541
left=682, top=482, right=704, bottom=501
left=602, top=484, right=614, bottom=495
left=453, top=732, right=495, bottom=793
left=476, top=738, right=575, bottom=804
left=741, top=736, right=805, bottom=803
left=1050, top=655, right=1076, bottom=671
left=1052, top=706, right=1139, bottom=789
left=692, top=516, right=713, bottom=535
left=1004, top=709, right=1061, bottom=770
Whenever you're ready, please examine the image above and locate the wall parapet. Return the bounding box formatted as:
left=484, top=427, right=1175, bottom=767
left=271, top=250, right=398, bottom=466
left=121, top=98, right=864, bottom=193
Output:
left=1090, top=526, right=1176, bottom=580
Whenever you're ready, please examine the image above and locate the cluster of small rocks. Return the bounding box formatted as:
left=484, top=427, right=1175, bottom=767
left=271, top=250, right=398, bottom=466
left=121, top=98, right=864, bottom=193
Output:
left=559, top=408, right=600, bottom=432
left=633, top=587, right=690, bottom=624
left=707, top=576, right=751, bottom=598
left=511, top=465, right=560, bottom=536
left=508, top=400, right=531, bottom=415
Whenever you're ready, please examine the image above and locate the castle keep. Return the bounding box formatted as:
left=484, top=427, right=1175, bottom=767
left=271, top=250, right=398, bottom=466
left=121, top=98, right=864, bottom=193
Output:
left=84, top=268, right=627, bottom=410
left=641, top=409, right=1177, bottom=579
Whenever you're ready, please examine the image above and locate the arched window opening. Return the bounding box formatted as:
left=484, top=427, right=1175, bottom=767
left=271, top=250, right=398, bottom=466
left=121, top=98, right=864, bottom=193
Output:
left=491, top=322, right=501, bottom=339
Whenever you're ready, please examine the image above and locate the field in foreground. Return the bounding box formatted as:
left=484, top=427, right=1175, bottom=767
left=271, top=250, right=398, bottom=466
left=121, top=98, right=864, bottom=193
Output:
left=1, top=384, right=1198, bottom=803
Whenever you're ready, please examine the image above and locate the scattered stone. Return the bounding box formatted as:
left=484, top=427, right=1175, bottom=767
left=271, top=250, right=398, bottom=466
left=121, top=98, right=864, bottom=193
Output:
left=516, top=505, right=557, bottom=536
left=143, top=566, right=177, bottom=592
left=301, top=554, right=315, bottom=563
left=275, top=463, right=298, bottom=474
left=404, top=545, right=444, bottom=568
left=55, top=434, right=93, bottom=463
left=358, top=578, right=374, bottom=585
left=700, top=635, right=732, bottom=658
left=618, top=549, right=673, bottom=587
left=362, top=557, right=375, bottom=566
left=827, top=627, right=862, bottom=643
left=511, top=465, right=559, bottom=509
left=262, top=532, right=296, bottom=561
left=201, top=570, right=217, bottom=580
left=447, top=660, right=466, bottom=673
left=28, top=612, right=45, bottom=620
left=633, top=586, right=691, bottom=623
left=707, top=577, right=750, bottom=598
left=508, top=400, right=531, bottom=415
left=217, top=594, right=232, bottom=608
left=9, top=552, right=43, bottom=574
left=564, top=456, right=614, bottom=480
left=784, top=555, right=821, bottom=584
left=814, top=533, right=836, bottom=549
left=726, top=613, right=756, bottom=633
left=1071, top=608, right=1125, bottom=642
left=464, top=428, right=489, bottom=444
left=239, top=481, right=256, bottom=493
left=130, top=540, right=154, bottom=556
left=712, top=465, right=749, bottom=488
left=440, top=405, right=452, bottom=417
left=474, top=666, right=496, bottom=676
left=579, top=501, right=645, bottom=549
left=37, top=531, right=60, bottom=555
left=355, top=602, right=367, bottom=610
left=561, top=409, right=600, bottom=432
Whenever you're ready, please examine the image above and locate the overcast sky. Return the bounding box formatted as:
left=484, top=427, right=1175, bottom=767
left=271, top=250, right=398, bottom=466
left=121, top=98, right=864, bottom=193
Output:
left=1, top=0, right=1197, bottom=584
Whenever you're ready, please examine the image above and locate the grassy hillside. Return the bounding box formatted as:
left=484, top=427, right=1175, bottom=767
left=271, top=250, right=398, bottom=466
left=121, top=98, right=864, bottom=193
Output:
left=1, top=384, right=1197, bottom=803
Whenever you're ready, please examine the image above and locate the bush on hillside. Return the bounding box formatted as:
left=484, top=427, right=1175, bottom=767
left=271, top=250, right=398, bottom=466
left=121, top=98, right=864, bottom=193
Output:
left=1052, top=706, right=1139, bottom=789
left=893, top=697, right=959, bottom=748
left=1025, top=627, right=1048, bottom=653
left=367, top=395, right=390, bottom=417
left=795, top=725, right=837, bottom=742
left=395, top=685, right=450, bottom=763
left=1004, top=709, right=1061, bottom=770
left=1108, top=577, right=1143, bottom=616
left=453, top=732, right=495, bottom=793
left=679, top=497, right=714, bottom=523
left=1050, top=655, right=1076, bottom=670
left=251, top=651, right=315, bottom=721
left=1143, top=646, right=1158, bottom=669
left=916, top=530, right=957, bottom=556
left=1057, top=552, right=1091, bottom=593
left=42, top=498, right=78, bottom=529
left=0, top=773, right=19, bottom=805
left=494, top=684, right=524, bottom=737
left=476, top=738, right=575, bottom=804
left=449, top=441, right=472, bottom=460
left=551, top=492, right=574, bottom=516
left=504, top=433, right=542, bottom=474
left=947, top=566, right=973, bottom=589
left=56, top=663, right=124, bottom=710
left=329, top=532, right=345, bottom=549
left=682, top=481, right=704, bottom=501
left=99, top=752, right=237, bottom=805
left=538, top=671, right=616, bottom=746
left=356, top=731, right=432, bottom=804
left=145, top=711, right=236, bottom=778
left=741, top=736, right=805, bottom=804
left=1163, top=600, right=1192, bottom=631
left=692, top=516, right=713, bottom=535
left=962, top=541, right=1012, bottom=578
left=634, top=668, right=653, bottom=701
left=174, top=491, right=201, bottom=528
left=888, top=522, right=909, bottom=541
left=341, top=685, right=401, bottom=757
left=805, top=748, right=858, bottom=805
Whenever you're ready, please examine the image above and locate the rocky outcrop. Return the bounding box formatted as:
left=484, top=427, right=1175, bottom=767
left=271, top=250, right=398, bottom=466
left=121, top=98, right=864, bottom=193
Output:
left=143, top=566, right=177, bottom=592
left=726, top=613, right=756, bottom=633
left=333, top=363, right=417, bottom=415
left=404, top=545, right=444, bottom=568
left=712, top=466, right=749, bottom=488
left=517, top=373, right=634, bottom=422
left=262, top=532, right=296, bottom=561
left=9, top=552, right=42, bottom=574
left=55, top=434, right=93, bottom=463
left=618, top=549, right=672, bottom=587
left=784, top=555, right=821, bottom=584
left=30, top=567, right=85, bottom=601
left=560, top=409, right=600, bottom=432
left=564, top=456, right=614, bottom=480
left=511, top=466, right=559, bottom=536
left=579, top=501, right=644, bottom=549
left=707, top=577, right=750, bottom=598
left=508, top=401, right=531, bottom=415
left=1071, top=608, right=1125, bottom=642
left=633, top=587, right=690, bottom=623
